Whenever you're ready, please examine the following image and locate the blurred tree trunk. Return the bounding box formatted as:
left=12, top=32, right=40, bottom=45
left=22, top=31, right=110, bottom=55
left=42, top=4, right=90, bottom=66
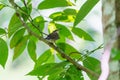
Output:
left=102, top=0, right=120, bottom=80
left=115, top=0, right=120, bottom=79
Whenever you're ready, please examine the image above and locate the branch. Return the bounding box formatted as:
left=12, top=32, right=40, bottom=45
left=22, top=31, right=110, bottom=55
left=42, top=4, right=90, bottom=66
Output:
left=9, top=0, right=99, bottom=78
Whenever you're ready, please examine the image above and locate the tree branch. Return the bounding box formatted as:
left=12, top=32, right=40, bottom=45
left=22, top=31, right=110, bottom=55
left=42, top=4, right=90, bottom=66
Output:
left=9, top=0, right=99, bottom=78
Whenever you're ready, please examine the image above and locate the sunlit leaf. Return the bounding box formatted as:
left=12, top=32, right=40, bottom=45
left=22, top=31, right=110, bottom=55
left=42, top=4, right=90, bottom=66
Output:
left=0, top=28, right=6, bottom=35
left=49, top=12, right=68, bottom=21
left=35, top=49, right=55, bottom=68
left=38, top=0, right=72, bottom=9
left=0, top=38, right=8, bottom=68
left=27, top=39, right=37, bottom=62
left=48, top=22, right=57, bottom=33
left=74, top=0, right=99, bottom=26
left=10, top=28, right=26, bottom=48
left=72, top=27, right=94, bottom=41
left=33, top=16, right=45, bottom=32
left=0, top=4, right=5, bottom=10
left=13, top=35, right=28, bottom=60
left=8, top=13, right=23, bottom=37
left=49, top=12, right=75, bottom=22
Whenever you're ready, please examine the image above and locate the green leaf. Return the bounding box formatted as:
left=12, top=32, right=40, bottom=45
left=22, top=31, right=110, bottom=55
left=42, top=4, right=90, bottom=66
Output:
left=56, top=43, right=81, bottom=59
left=29, top=35, right=38, bottom=42
left=28, top=61, right=68, bottom=76
left=74, top=0, right=99, bottom=26
left=56, top=53, right=66, bottom=61
left=8, top=13, right=23, bottom=37
left=38, top=0, right=72, bottom=9
left=72, top=27, right=94, bottom=41
left=27, top=39, right=37, bottom=62
left=10, top=28, right=26, bottom=49
left=35, top=49, right=55, bottom=68
left=0, top=4, right=5, bottom=10
left=27, top=23, right=41, bottom=35
left=65, top=65, right=84, bottom=80
left=55, top=23, right=73, bottom=40
left=48, top=62, right=68, bottom=80
left=63, top=8, right=77, bottom=15
left=83, top=57, right=101, bottom=80
left=49, top=12, right=75, bottom=22
left=49, top=12, right=68, bottom=21
left=0, top=38, right=8, bottom=68
left=0, top=28, right=6, bottom=35
left=21, top=4, right=32, bottom=21
left=28, top=63, right=56, bottom=76
left=33, top=16, right=45, bottom=32
left=13, top=35, right=28, bottom=60
left=57, top=43, right=77, bottom=54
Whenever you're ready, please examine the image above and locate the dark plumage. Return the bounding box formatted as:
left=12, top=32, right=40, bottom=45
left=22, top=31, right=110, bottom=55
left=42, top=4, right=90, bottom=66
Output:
left=45, top=30, right=59, bottom=41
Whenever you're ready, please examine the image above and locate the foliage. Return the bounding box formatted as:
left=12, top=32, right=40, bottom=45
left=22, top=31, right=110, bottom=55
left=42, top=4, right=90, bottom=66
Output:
left=0, top=0, right=101, bottom=80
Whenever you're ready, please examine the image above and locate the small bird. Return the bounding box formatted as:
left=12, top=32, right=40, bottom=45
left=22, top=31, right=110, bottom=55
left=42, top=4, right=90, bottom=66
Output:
left=45, top=30, right=60, bottom=42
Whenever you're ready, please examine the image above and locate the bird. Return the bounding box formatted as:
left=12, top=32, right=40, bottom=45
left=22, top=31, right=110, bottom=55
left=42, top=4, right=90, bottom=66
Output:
left=45, top=29, right=60, bottom=42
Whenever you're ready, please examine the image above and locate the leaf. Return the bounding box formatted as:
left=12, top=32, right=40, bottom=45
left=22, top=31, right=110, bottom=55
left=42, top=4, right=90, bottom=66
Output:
left=27, top=39, right=37, bottom=62
left=0, top=38, right=8, bottom=68
left=48, top=62, right=68, bottom=80
left=55, top=23, right=73, bottom=40
left=21, top=4, right=32, bottom=21
left=49, top=12, right=68, bottom=21
left=27, top=23, right=41, bottom=35
left=28, top=61, right=68, bottom=76
left=49, top=12, right=75, bottom=22
left=10, top=28, right=26, bottom=49
left=0, top=4, right=5, bottom=10
left=8, top=13, right=23, bottom=37
left=0, top=28, right=6, bottom=35
left=13, top=35, right=28, bottom=60
left=63, top=8, right=77, bottom=15
left=65, top=65, right=84, bottom=80
left=72, top=27, right=94, bottom=41
left=28, top=63, right=56, bottom=76
left=74, top=0, right=99, bottom=26
left=83, top=57, right=101, bottom=80
left=33, top=16, right=45, bottom=32
left=38, top=0, right=72, bottom=9
left=57, top=43, right=77, bottom=54
left=56, top=53, right=66, bottom=61
left=56, top=43, right=81, bottom=59
left=35, top=49, right=55, bottom=68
